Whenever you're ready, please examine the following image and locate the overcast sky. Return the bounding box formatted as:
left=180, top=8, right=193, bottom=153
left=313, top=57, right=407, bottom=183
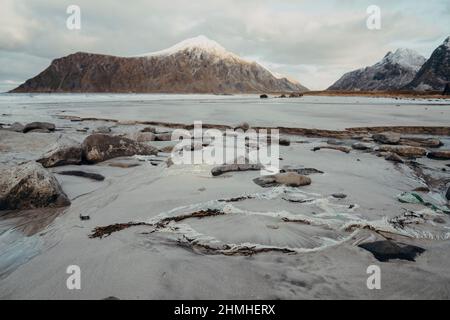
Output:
left=1, top=0, right=449, bottom=92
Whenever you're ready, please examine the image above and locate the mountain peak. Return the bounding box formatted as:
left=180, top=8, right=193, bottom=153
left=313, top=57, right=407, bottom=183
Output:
left=139, top=35, right=237, bottom=59
left=381, top=48, right=426, bottom=70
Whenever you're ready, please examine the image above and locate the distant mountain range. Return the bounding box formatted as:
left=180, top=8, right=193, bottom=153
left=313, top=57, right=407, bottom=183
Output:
left=10, top=36, right=307, bottom=94
left=328, top=37, right=450, bottom=92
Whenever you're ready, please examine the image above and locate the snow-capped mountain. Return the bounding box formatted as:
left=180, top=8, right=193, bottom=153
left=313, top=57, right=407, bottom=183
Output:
left=11, top=36, right=307, bottom=94
left=328, top=48, right=426, bottom=91
left=405, top=37, right=450, bottom=91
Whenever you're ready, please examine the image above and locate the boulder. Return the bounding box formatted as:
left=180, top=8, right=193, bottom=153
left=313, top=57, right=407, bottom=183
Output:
left=427, top=150, right=450, bottom=160
left=260, top=94, right=268, bottom=99
left=289, top=92, right=303, bottom=98
left=82, top=134, right=158, bottom=164
left=23, top=122, right=55, bottom=133
left=280, top=166, right=323, bottom=175
left=372, top=132, right=401, bottom=145
left=446, top=186, right=450, bottom=201
left=332, top=193, right=347, bottom=199
left=378, top=145, right=427, bottom=158
left=211, top=163, right=262, bottom=176
left=37, top=138, right=83, bottom=168
left=358, top=240, right=425, bottom=262
left=0, top=162, right=70, bottom=210
left=253, top=172, right=311, bottom=188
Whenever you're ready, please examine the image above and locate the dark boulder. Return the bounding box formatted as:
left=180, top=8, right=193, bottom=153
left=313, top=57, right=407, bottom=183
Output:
left=23, top=122, right=55, bottom=133
left=57, top=170, right=105, bottom=181
left=260, top=94, right=268, bottom=99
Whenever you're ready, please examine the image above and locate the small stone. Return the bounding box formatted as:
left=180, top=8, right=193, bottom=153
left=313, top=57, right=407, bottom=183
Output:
left=372, top=132, right=401, bottom=145
left=332, top=193, right=347, bottom=199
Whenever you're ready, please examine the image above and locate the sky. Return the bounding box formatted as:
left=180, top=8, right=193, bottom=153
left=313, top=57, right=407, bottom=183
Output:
left=1, top=0, right=449, bottom=92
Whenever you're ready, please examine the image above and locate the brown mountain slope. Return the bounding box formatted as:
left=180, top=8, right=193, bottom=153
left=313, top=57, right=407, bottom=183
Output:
left=11, top=36, right=307, bottom=94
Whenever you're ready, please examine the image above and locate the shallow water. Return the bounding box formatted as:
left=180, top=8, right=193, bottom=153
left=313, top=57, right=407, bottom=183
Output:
left=1, top=93, right=450, bottom=129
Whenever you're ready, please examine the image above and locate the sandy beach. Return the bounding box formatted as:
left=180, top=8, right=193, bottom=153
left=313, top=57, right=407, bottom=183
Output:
left=1, top=94, right=450, bottom=299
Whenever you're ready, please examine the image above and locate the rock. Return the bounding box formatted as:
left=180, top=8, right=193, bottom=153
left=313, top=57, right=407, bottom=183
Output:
left=427, top=150, right=450, bottom=160
left=27, top=128, right=51, bottom=133
left=0, top=162, right=70, bottom=210
left=37, top=138, right=83, bottom=168
left=289, top=92, right=303, bottom=98
left=378, top=145, right=427, bottom=158
left=80, top=214, right=90, bottom=221
left=312, top=145, right=351, bottom=153
left=260, top=94, right=268, bottom=99
left=234, top=122, right=250, bottom=131
left=399, top=137, right=443, bottom=148
left=446, top=186, right=450, bottom=201
left=412, top=186, right=430, bottom=193
left=279, top=137, right=291, bottom=146
left=8, top=122, right=25, bottom=132
left=352, top=142, right=372, bottom=151
left=94, top=126, right=111, bottom=134
left=372, top=132, right=401, bottom=145
left=159, top=145, right=175, bottom=153
left=141, top=126, right=157, bottom=133
left=211, top=163, right=262, bottom=176
left=57, top=170, right=105, bottom=181
left=279, top=94, right=287, bottom=98
left=253, top=172, right=311, bottom=188
left=155, top=133, right=173, bottom=141
left=327, top=139, right=344, bottom=145
left=358, top=240, right=425, bottom=262
left=23, top=122, right=55, bottom=133
left=433, top=217, right=446, bottom=224
left=82, top=134, right=158, bottom=164
left=280, top=166, right=323, bottom=175
left=107, top=162, right=141, bottom=168
left=127, top=132, right=156, bottom=142
left=385, top=152, right=404, bottom=163
left=332, top=193, right=347, bottom=199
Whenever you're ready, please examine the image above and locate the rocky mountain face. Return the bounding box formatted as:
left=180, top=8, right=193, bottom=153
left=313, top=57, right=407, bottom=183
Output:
left=11, top=36, right=307, bottom=94
left=405, top=37, right=450, bottom=91
left=328, top=48, right=426, bottom=91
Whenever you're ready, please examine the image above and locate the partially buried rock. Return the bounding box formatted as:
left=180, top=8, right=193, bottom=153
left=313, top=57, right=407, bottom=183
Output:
left=37, top=137, right=83, bottom=168
left=127, top=132, right=156, bottom=142
left=140, top=126, right=157, bottom=133
left=0, top=161, right=70, bottom=210
left=234, top=122, right=250, bottom=131
left=385, top=152, right=404, bottom=163
left=278, top=137, right=291, bottom=146
left=427, top=150, right=450, bottom=160
left=211, top=163, right=262, bottom=176
left=58, top=170, right=105, bottom=181
left=253, top=172, right=311, bottom=188
left=332, top=193, right=347, bottom=199
left=260, top=94, right=268, bottom=99
left=372, top=132, right=401, bottom=145
left=8, top=122, right=25, bottom=132
left=23, top=122, right=55, bottom=133
left=352, top=142, right=372, bottom=151
left=280, top=166, right=323, bottom=175
left=82, top=134, right=158, bottom=164
left=94, top=126, right=111, bottom=134
left=358, top=240, right=425, bottom=262
left=378, top=145, right=426, bottom=158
